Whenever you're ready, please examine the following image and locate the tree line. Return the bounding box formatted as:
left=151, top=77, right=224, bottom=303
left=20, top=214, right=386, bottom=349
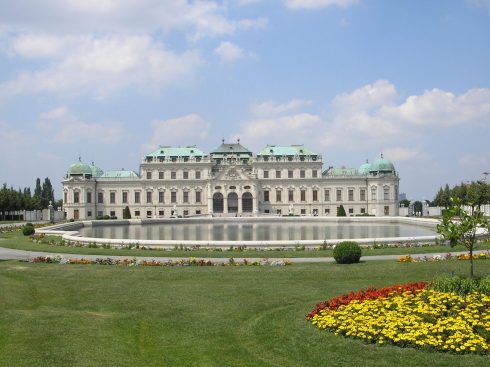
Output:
left=0, top=178, right=59, bottom=220
left=432, top=181, right=490, bottom=209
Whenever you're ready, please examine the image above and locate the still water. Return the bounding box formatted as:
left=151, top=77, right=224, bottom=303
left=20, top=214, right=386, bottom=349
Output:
left=78, top=221, right=435, bottom=241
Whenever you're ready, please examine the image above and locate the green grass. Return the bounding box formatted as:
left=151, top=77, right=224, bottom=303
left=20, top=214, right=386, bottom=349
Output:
left=0, top=260, right=488, bottom=366
left=1, top=231, right=489, bottom=258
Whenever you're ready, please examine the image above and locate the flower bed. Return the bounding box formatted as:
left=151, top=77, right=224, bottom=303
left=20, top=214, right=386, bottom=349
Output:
left=397, top=251, right=490, bottom=263
left=308, top=283, right=490, bottom=354
left=28, top=256, right=291, bottom=267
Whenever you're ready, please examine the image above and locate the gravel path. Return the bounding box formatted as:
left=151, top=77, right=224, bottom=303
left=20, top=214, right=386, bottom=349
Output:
left=0, top=246, right=487, bottom=264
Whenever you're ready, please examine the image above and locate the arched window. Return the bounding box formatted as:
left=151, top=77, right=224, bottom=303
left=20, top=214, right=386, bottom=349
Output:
left=242, top=192, right=253, bottom=212
left=213, top=193, right=224, bottom=213
left=228, top=192, right=238, bottom=213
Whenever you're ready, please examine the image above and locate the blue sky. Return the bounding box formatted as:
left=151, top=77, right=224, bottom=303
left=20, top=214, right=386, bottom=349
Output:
left=1, top=0, right=489, bottom=200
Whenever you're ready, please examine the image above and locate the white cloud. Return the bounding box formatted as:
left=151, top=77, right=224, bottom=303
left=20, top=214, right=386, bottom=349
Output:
left=458, top=151, right=490, bottom=167
left=38, top=106, right=125, bottom=144
left=232, top=113, right=323, bottom=150
left=251, top=98, right=312, bottom=116
left=0, top=35, right=201, bottom=99
left=285, top=0, right=359, bottom=10
left=144, top=114, right=211, bottom=153
left=468, top=0, right=490, bottom=14
left=214, top=41, right=244, bottom=63
left=382, top=147, right=426, bottom=162
left=0, top=1, right=266, bottom=40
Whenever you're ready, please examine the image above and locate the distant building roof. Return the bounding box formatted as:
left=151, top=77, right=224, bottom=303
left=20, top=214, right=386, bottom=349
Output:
left=369, top=154, right=395, bottom=173
left=326, top=167, right=359, bottom=176
left=211, top=140, right=252, bottom=157
left=257, top=145, right=316, bottom=156
left=100, top=169, right=139, bottom=179
left=146, top=146, right=206, bottom=158
left=90, top=162, right=104, bottom=177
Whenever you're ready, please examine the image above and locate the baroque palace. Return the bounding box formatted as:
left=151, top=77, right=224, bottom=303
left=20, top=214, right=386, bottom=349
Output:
left=63, top=140, right=400, bottom=220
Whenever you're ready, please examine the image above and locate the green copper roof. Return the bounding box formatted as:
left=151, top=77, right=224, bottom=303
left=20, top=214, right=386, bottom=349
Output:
left=257, top=145, right=316, bottom=156
left=146, top=146, right=205, bottom=158
left=211, top=141, right=252, bottom=156
left=369, top=154, right=395, bottom=173
left=90, top=163, right=104, bottom=177
left=358, top=161, right=371, bottom=175
left=327, top=167, right=359, bottom=176
left=68, top=158, right=92, bottom=176
left=100, top=170, right=139, bottom=179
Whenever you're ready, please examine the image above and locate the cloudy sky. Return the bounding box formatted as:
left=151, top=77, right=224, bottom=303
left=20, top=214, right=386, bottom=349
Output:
left=1, top=0, right=489, bottom=200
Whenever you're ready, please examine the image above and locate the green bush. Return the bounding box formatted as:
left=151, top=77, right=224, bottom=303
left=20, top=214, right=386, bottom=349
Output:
left=22, top=225, right=35, bottom=236
left=333, top=241, right=362, bottom=264
left=337, top=205, right=346, bottom=217
left=428, top=276, right=490, bottom=296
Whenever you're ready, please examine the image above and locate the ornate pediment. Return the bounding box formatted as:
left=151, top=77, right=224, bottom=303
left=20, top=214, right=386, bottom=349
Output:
left=214, top=166, right=254, bottom=182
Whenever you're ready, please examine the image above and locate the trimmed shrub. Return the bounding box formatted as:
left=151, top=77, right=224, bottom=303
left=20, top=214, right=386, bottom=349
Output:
left=337, top=205, right=346, bottom=217
left=22, top=225, right=35, bottom=236
left=123, top=206, right=132, bottom=219
left=333, top=241, right=362, bottom=264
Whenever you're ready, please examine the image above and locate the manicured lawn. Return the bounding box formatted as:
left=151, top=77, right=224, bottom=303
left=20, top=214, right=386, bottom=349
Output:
left=1, top=231, right=489, bottom=258
left=0, top=259, right=488, bottom=366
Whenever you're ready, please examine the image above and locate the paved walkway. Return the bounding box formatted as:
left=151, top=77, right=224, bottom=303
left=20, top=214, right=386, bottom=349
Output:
left=0, top=246, right=487, bottom=264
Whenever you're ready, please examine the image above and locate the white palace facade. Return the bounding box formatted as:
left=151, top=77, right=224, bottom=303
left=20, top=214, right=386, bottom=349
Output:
left=62, top=141, right=400, bottom=220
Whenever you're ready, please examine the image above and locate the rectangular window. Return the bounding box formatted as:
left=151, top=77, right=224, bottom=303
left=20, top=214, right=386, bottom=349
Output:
left=264, top=209, right=270, bottom=214
left=183, top=191, right=189, bottom=203
left=195, top=171, right=201, bottom=179
left=183, top=171, right=189, bottom=179
left=97, top=211, right=103, bottom=217
left=134, top=192, right=140, bottom=204
left=98, top=192, right=103, bottom=204
left=325, top=208, right=330, bottom=215
left=159, top=191, right=164, bottom=203
left=360, top=189, right=366, bottom=201
left=288, top=170, right=293, bottom=178
left=384, top=206, right=390, bottom=215
left=300, top=190, right=306, bottom=201
left=196, top=191, right=201, bottom=203
left=87, top=211, right=92, bottom=217
left=196, top=210, right=201, bottom=215
left=171, top=171, right=176, bottom=179
left=348, top=208, right=354, bottom=214
left=159, top=210, right=164, bottom=217
left=324, top=190, right=330, bottom=201
left=301, top=209, right=306, bottom=215
left=122, top=192, right=128, bottom=204
left=348, top=189, right=354, bottom=201
left=312, top=190, right=318, bottom=201
left=277, top=209, right=282, bottom=215
left=312, top=170, right=318, bottom=178
left=384, top=187, right=390, bottom=200
left=288, top=190, right=294, bottom=202
left=110, top=211, right=115, bottom=217
left=336, top=189, right=342, bottom=201
left=276, top=170, right=281, bottom=179
left=371, top=187, right=377, bottom=200
left=135, top=210, right=140, bottom=217
left=264, top=190, right=270, bottom=202
left=110, top=192, right=116, bottom=204
left=360, top=208, right=366, bottom=214
left=146, top=171, right=152, bottom=180
left=276, top=190, right=282, bottom=202
left=86, top=192, right=92, bottom=203
left=74, top=192, right=79, bottom=204
left=263, top=170, right=269, bottom=179
left=146, top=191, right=152, bottom=204
left=183, top=210, right=189, bottom=217
left=64, top=192, right=67, bottom=203
left=146, top=210, right=152, bottom=218
left=171, top=192, right=177, bottom=203
left=300, top=170, right=305, bottom=178
left=159, top=171, right=164, bottom=179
